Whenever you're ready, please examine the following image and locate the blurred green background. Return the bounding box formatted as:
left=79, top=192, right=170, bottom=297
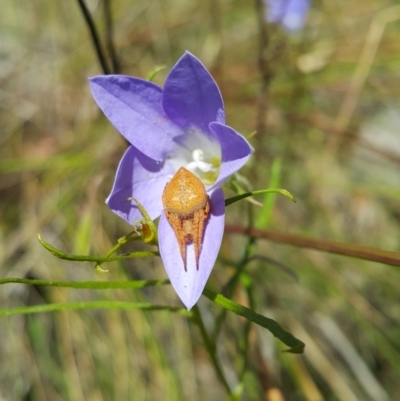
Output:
left=1, top=1, right=400, bottom=400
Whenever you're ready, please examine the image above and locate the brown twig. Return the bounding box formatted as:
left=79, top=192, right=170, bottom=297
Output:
left=225, top=224, right=400, bottom=268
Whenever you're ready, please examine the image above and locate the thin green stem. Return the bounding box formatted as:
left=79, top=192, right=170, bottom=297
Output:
left=192, top=306, right=234, bottom=399
left=256, top=157, right=282, bottom=229
left=0, top=278, right=169, bottom=289
left=211, top=236, right=255, bottom=342
left=225, top=188, right=295, bottom=207
left=203, top=288, right=305, bottom=353
left=38, top=234, right=158, bottom=264
left=239, top=278, right=255, bottom=380
left=77, top=0, right=110, bottom=74
left=103, top=0, right=120, bottom=73
left=96, top=229, right=142, bottom=268
left=0, top=301, right=192, bottom=317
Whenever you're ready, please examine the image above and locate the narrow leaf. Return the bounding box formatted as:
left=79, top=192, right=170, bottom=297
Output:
left=203, top=288, right=305, bottom=353
left=38, top=234, right=158, bottom=263
left=147, top=65, right=166, bottom=82
left=0, top=278, right=169, bottom=289
left=256, top=157, right=282, bottom=228
left=225, top=188, right=296, bottom=207
left=0, top=301, right=192, bottom=317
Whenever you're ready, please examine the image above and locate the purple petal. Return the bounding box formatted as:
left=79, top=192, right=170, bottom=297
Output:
left=162, top=52, right=225, bottom=135
left=282, top=0, right=310, bottom=31
left=209, top=122, right=253, bottom=190
left=264, top=0, right=288, bottom=23
left=158, top=188, right=225, bottom=310
left=106, top=146, right=174, bottom=224
left=264, top=0, right=310, bottom=32
left=89, top=76, right=182, bottom=161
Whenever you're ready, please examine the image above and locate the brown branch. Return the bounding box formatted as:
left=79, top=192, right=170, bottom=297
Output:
left=225, top=224, right=400, bottom=267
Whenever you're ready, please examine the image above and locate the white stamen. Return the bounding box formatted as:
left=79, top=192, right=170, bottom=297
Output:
left=166, top=127, right=221, bottom=185
left=193, top=149, right=204, bottom=162
left=186, top=149, right=213, bottom=173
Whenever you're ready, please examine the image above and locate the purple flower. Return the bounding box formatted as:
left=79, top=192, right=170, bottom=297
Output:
left=89, top=52, right=253, bottom=310
left=264, top=0, right=310, bottom=32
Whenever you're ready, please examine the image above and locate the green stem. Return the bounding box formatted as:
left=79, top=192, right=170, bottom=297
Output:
left=192, top=306, right=234, bottom=399
left=104, top=232, right=137, bottom=258
left=0, top=278, right=169, bottom=289
left=203, top=289, right=305, bottom=353
left=38, top=234, right=158, bottom=263
left=96, top=229, right=142, bottom=268
left=225, top=188, right=295, bottom=206
left=0, top=301, right=192, bottom=317
left=212, top=236, right=255, bottom=341
left=212, top=204, right=256, bottom=341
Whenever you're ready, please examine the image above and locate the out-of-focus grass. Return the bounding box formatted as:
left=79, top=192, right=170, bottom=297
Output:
left=1, top=1, right=400, bottom=400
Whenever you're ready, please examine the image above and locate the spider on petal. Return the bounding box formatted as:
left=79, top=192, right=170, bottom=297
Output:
left=89, top=51, right=253, bottom=309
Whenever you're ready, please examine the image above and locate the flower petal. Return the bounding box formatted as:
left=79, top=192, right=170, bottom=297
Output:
left=264, top=0, right=310, bottom=32
left=209, top=122, right=253, bottom=190
left=264, top=0, right=288, bottom=23
left=162, top=52, right=225, bottom=134
left=158, top=188, right=225, bottom=310
left=106, top=146, right=173, bottom=224
left=89, top=76, right=182, bottom=161
left=282, top=0, right=310, bottom=31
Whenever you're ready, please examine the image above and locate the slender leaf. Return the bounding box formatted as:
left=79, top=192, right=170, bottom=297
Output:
left=38, top=234, right=158, bottom=262
left=203, top=288, right=305, bottom=353
left=0, top=301, right=192, bottom=317
left=225, top=188, right=296, bottom=207
left=0, top=278, right=169, bottom=289
left=147, top=65, right=166, bottom=82
left=256, top=157, right=282, bottom=228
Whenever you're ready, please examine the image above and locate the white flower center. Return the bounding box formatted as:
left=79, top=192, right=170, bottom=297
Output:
left=186, top=149, right=212, bottom=173
left=167, top=127, right=221, bottom=186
